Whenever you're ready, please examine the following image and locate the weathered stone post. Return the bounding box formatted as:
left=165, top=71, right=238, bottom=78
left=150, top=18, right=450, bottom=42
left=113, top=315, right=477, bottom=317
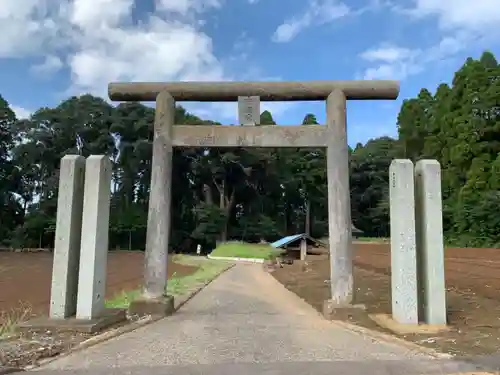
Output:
left=389, top=159, right=418, bottom=324
left=415, top=159, right=447, bottom=325
left=76, top=155, right=112, bottom=319
left=129, top=90, right=175, bottom=316
left=324, top=90, right=353, bottom=308
left=49, top=155, right=86, bottom=319
left=18, top=154, right=126, bottom=332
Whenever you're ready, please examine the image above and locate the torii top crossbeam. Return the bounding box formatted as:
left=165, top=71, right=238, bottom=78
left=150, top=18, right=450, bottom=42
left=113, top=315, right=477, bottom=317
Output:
left=108, top=80, right=400, bottom=102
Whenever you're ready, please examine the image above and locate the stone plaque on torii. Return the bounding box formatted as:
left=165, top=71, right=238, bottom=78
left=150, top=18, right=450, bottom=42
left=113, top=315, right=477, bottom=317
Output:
left=106, top=80, right=400, bottom=316
left=238, top=95, right=260, bottom=125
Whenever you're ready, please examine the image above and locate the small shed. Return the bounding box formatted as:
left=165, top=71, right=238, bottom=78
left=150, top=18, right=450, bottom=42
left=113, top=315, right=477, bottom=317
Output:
left=271, top=233, right=325, bottom=260
left=271, top=224, right=364, bottom=260
left=352, top=224, right=363, bottom=238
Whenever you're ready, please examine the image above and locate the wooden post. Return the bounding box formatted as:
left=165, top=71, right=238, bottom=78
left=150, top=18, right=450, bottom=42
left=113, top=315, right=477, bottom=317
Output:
left=300, top=238, right=307, bottom=260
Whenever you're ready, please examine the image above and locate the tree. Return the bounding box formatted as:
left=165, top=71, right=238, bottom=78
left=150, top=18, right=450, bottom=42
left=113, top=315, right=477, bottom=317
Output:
left=397, top=51, right=500, bottom=247
left=0, top=95, right=23, bottom=244
left=350, top=137, right=401, bottom=236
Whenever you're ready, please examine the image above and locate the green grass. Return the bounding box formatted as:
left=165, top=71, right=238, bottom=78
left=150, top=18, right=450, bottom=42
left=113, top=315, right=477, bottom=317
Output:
left=105, top=290, right=141, bottom=309
left=105, top=255, right=231, bottom=309
left=0, top=301, right=33, bottom=338
left=354, top=237, right=390, bottom=243
left=210, top=241, right=283, bottom=260
left=320, top=236, right=390, bottom=244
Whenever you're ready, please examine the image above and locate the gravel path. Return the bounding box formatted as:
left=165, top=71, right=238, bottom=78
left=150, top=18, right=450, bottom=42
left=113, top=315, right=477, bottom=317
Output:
left=34, top=264, right=480, bottom=375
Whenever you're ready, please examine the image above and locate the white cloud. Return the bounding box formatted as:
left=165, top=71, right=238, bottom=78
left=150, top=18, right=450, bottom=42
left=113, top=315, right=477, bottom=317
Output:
left=68, top=18, right=225, bottom=98
left=2, top=0, right=304, bottom=122
left=362, top=0, right=500, bottom=81
left=360, top=46, right=417, bottom=63
left=359, top=45, right=422, bottom=80
left=155, top=0, right=221, bottom=15
left=0, top=0, right=63, bottom=58
left=30, top=55, right=63, bottom=76
left=359, top=0, right=500, bottom=82
left=1, top=0, right=228, bottom=102
left=408, top=0, right=500, bottom=32
left=272, top=0, right=350, bottom=43
left=11, top=106, right=32, bottom=119
left=358, top=33, right=471, bottom=81
left=69, top=0, right=133, bottom=29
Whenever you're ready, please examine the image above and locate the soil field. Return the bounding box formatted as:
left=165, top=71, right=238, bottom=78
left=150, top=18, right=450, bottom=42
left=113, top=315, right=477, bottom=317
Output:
left=0, top=251, right=197, bottom=320
left=273, top=242, right=500, bottom=358
left=355, top=244, right=500, bottom=300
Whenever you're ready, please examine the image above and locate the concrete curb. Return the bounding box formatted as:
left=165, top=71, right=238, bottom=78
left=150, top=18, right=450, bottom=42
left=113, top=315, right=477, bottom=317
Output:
left=207, top=255, right=265, bottom=263
left=25, top=263, right=236, bottom=370
left=329, top=319, right=454, bottom=359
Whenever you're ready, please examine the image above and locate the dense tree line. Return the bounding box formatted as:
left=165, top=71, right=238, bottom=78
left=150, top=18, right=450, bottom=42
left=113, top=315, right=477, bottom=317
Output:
left=0, top=51, right=499, bottom=251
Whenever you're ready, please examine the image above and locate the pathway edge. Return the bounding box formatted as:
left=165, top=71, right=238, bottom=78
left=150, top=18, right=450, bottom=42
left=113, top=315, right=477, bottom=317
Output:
left=207, top=255, right=265, bottom=263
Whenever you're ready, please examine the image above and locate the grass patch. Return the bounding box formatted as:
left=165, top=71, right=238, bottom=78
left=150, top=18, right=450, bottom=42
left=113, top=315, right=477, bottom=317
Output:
left=105, top=290, right=141, bottom=309
left=210, top=241, right=282, bottom=260
left=355, top=237, right=390, bottom=243
left=105, top=255, right=231, bottom=309
left=321, top=237, right=390, bottom=244
left=167, top=255, right=231, bottom=296
left=1, top=302, right=32, bottom=338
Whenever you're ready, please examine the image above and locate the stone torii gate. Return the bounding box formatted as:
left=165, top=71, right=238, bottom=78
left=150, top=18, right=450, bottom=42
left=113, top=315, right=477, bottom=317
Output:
left=108, top=80, right=400, bottom=317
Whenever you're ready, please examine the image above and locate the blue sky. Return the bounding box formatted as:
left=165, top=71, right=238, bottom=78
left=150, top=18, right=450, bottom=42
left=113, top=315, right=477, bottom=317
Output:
left=1, top=0, right=500, bottom=146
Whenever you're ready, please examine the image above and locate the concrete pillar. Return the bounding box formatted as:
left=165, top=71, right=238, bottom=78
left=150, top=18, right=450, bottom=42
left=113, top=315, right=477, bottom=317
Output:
left=49, top=155, right=86, bottom=319
left=143, top=91, right=175, bottom=299
left=389, top=159, right=418, bottom=324
left=415, top=160, right=447, bottom=325
left=325, top=90, right=353, bottom=305
left=300, top=238, right=307, bottom=260
left=76, top=155, right=112, bottom=319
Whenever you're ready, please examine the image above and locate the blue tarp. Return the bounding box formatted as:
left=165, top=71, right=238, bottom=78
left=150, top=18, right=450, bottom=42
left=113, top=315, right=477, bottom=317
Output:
left=270, top=233, right=306, bottom=248
left=270, top=227, right=362, bottom=249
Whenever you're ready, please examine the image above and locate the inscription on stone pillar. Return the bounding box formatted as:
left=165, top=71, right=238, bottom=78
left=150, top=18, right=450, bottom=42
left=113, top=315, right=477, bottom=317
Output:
left=238, top=96, right=260, bottom=125
left=198, top=135, right=215, bottom=146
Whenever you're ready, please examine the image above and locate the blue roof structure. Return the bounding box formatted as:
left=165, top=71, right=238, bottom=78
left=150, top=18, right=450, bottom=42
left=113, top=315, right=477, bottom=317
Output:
left=352, top=224, right=363, bottom=234
left=270, top=234, right=305, bottom=248
left=270, top=225, right=362, bottom=249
